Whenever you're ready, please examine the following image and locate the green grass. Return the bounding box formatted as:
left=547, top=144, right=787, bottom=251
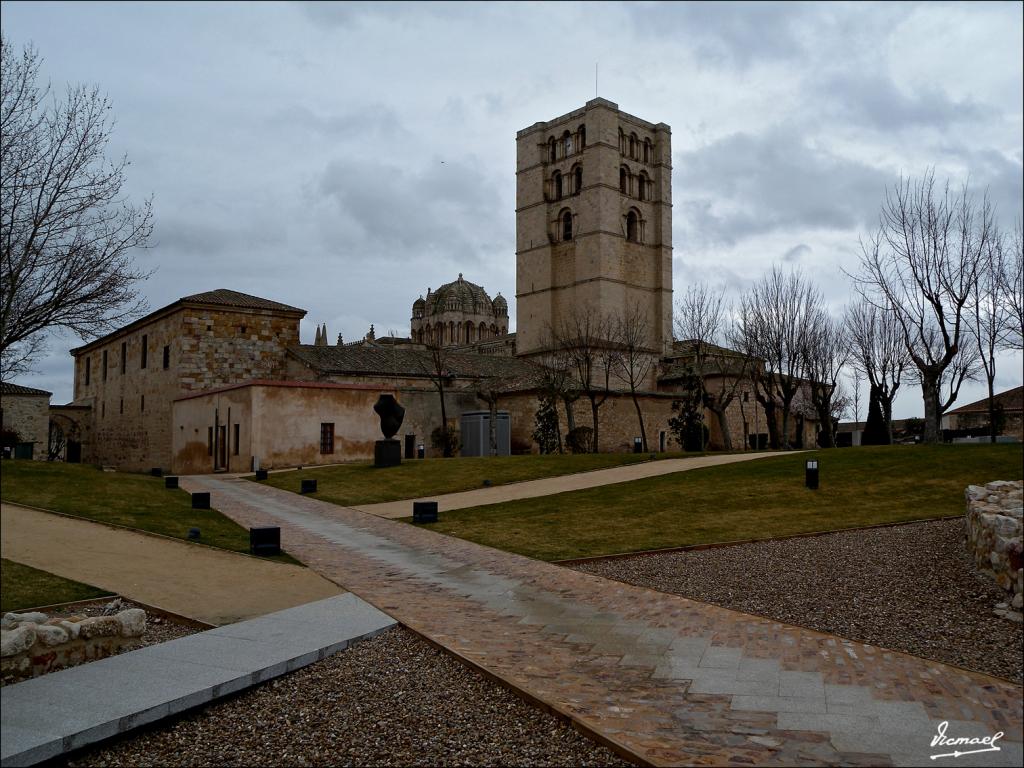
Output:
left=1, top=558, right=113, bottom=613
left=256, top=452, right=675, bottom=506
left=0, top=461, right=297, bottom=564
left=417, top=445, right=1024, bottom=561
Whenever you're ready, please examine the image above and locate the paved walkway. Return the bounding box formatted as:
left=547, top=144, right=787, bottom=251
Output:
left=1, top=503, right=342, bottom=625
left=1, top=594, right=395, bottom=767
left=356, top=452, right=783, bottom=518
left=183, top=475, right=1023, bottom=767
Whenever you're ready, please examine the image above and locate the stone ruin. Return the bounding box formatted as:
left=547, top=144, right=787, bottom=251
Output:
left=1, top=604, right=147, bottom=683
left=964, top=480, right=1023, bottom=622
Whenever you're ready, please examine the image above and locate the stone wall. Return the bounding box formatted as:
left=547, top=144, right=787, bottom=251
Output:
left=0, top=391, right=50, bottom=459
left=1, top=608, right=146, bottom=682
left=965, top=480, right=1023, bottom=621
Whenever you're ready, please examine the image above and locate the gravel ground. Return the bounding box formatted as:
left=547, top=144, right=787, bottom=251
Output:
left=1, top=598, right=200, bottom=687
left=65, top=626, right=629, bottom=767
left=574, top=519, right=1023, bottom=683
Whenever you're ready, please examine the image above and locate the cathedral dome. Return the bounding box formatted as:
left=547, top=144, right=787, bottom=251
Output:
left=427, top=273, right=493, bottom=317
left=492, top=293, right=508, bottom=316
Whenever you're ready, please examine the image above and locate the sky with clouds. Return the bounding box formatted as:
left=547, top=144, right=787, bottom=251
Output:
left=3, top=0, right=1022, bottom=419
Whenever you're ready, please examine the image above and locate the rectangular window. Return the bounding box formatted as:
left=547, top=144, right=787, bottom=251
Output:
left=233, top=423, right=240, bottom=455
left=320, top=423, right=335, bottom=455
left=119, top=398, right=123, bottom=414
left=141, top=335, right=148, bottom=369
left=85, top=357, right=91, bottom=385
left=121, top=341, right=127, bottom=374
left=208, top=427, right=213, bottom=456
left=163, top=345, right=170, bottom=370
left=102, top=350, right=108, bottom=381
left=140, top=395, right=145, bottom=412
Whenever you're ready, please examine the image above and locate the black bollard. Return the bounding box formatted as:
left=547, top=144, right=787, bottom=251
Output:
left=301, top=479, right=317, bottom=494
left=413, top=501, right=438, bottom=523
left=165, top=476, right=179, bottom=489
left=191, top=492, right=211, bottom=509
left=250, top=526, right=281, bottom=556
left=255, top=469, right=268, bottom=481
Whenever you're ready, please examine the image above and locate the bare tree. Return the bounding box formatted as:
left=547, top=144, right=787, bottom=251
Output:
left=1, top=37, right=153, bottom=380
left=999, top=220, right=1023, bottom=351
left=736, top=267, right=821, bottom=449
left=969, top=230, right=1011, bottom=441
left=802, top=308, right=848, bottom=448
left=552, top=307, right=617, bottom=452
left=855, top=172, right=992, bottom=443
left=614, top=302, right=654, bottom=451
left=418, top=341, right=455, bottom=457
left=676, top=284, right=749, bottom=451
left=844, top=298, right=910, bottom=444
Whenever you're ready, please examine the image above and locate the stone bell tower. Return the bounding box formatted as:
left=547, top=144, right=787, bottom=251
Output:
left=514, top=97, right=672, bottom=360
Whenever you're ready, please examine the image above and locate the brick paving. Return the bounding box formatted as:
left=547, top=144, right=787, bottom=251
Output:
left=183, top=475, right=1024, bottom=767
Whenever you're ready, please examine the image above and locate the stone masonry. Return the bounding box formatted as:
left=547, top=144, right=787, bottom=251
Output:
left=0, top=383, right=51, bottom=460
left=965, top=480, right=1023, bottom=620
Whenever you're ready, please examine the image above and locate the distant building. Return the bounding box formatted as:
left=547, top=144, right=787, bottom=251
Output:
left=0, top=382, right=52, bottom=460
left=942, top=386, right=1023, bottom=440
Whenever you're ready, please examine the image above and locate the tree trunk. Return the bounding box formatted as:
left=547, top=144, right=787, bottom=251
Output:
left=987, top=377, right=997, bottom=443
left=816, top=400, right=835, bottom=448
left=921, top=376, right=941, bottom=444
left=590, top=396, right=600, bottom=453
left=631, top=387, right=648, bottom=451
left=488, top=396, right=498, bottom=456
left=880, top=395, right=894, bottom=445
left=711, top=406, right=733, bottom=451
left=762, top=399, right=780, bottom=449
left=780, top=401, right=792, bottom=450
left=439, top=383, right=450, bottom=457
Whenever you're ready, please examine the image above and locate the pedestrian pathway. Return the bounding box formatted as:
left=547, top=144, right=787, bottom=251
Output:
left=184, top=475, right=1024, bottom=767
left=356, top=451, right=782, bottom=518
left=0, top=594, right=395, bottom=767
left=1, top=503, right=342, bottom=625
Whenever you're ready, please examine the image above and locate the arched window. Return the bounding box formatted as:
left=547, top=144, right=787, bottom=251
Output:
left=578, top=125, right=585, bottom=148
left=643, top=139, right=651, bottom=163
left=619, top=167, right=629, bottom=195
left=490, top=323, right=498, bottom=336
left=561, top=210, right=573, bottom=241
left=448, top=321, right=455, bottom=344
left=574, top=165, right=582, bottom=194
left=548, top=137, right=556, bottom=163
left=562, top=130, right=572, bottom=157
left=553, top=171, right=562, bottom=200
left=626, top=210, right=638, bottom=242
left=618, top=129, right=626, bottom=154
left=479, top=322, right=487, bottom=340
left=638, top=172, right=648, bottom=201
left=629, top=134, right=636, bottom=159
left=500, top=326, right=506, bottom=335
left=466, top=323, right=472, bottom=344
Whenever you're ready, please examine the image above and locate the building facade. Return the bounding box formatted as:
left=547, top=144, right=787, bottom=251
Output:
left=515, top=98, right=673, bottom=362
left=1, top=382, right=52, bottom=460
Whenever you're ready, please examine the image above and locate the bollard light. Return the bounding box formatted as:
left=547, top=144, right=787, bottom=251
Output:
left=165, top=476, right=179, bottom=489
left=191, top=492, right=211, bottom=509
left=805, top=459, right=819, bottom=490
left=187, top=527, right=201, bottom=540
left=417, top=444, right=425, bottom=460
left=255, top=469, right=268, bottom=481
left=301, top=479, right=317, bottom=494
left=250, top=526, right=281, bottom=556
left=633, top=437, right=642, bottom=454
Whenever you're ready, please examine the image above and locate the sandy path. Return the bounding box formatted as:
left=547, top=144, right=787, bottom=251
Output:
left=1, top=503, right=342, bottom=625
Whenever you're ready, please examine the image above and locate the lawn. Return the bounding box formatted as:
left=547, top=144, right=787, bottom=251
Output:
left=256, top=452, right=671, bottom=506
left=418, top=444, right=1024, bottom=561
left=1, top=558, right=113, bottom=613
left=0, top=461, right=296, bottom=563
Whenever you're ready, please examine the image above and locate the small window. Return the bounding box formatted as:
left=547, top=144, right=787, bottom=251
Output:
left=240, top=325, right=247, bottom=335
left=234, top=423, right=240, bottom=455
left=574, top=166, right=583, bottom=194
left=548, top=137, right=556, bottom=163
left=629, top=135, right=636, bottom=159
left=320, top=423, right=335, bottom=455
left=626, top=211, right=638, bottom=242
left=562, top=210, right=573, bottom=241
left=619, top=167, right=628, bottom=194
left=119, top=398, right=124, bottom=414
left=553, top=171, right=562, bottom=200
left=101, top=401, right=105, bottom=417
left=644, top=139, right=651, bottom=163
left=208, top=427, right=213, bottom=456
left=121, top=341, right=126, bottom=374
left=102, top=350, right=108, bottom=381
left=563, top=131, right=572, bottom=156
left=743, top=392, right=750, bottom=402
left=638, top=174, right=646, bottom=201
left=578, top=125, right=585, bottom=148
left=85, top=357, right=91, bottom=385
left=140, top=394, right=145, bottom=412
left=141, top=334, right=148, bottom=369
left=163, top=345, right=170, bottom=370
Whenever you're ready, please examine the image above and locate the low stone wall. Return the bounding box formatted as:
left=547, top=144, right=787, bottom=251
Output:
left=1, top=608, right=147, bottom=683
left=965, top=480, right=1023, bottom=621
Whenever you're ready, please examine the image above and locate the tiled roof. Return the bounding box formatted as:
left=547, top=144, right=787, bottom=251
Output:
left=288, top=345, right=546, bottom=390
left=947, top=386, right=1023, bottom=414
left=180, top=289, right=305, bottom=314
left=0, top=382, right=52, bottom=396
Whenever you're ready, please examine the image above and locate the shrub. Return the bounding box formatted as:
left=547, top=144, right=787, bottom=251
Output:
left=566, top=426, right=594, bottom=454
left=430, top=425, right=460, bottom=456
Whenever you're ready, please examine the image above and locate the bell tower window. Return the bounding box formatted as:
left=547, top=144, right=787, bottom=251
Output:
left=553, top=171, right=562, bottom=200
left=626, top=210, right=639, bottom=242
left=561, top=210, right=573, bottom=241
left=574, top=165, right=583, bottom=194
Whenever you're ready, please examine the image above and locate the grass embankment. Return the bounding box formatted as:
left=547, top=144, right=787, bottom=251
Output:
left=419, top=444, right=1024, bottom=561
left=0, top=461, right=297, bottom=564
left=1, top=558, right=113, bottom=613
left=257, top=452, right=670, bottom=506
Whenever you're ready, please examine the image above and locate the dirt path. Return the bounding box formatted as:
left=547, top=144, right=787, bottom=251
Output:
left=0, top=503, right=342, bottom=625
left=356, top=451, right=786, bottom=518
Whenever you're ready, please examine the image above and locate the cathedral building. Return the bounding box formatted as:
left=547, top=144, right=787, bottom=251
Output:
left=55, top=99, right=820, bottom=473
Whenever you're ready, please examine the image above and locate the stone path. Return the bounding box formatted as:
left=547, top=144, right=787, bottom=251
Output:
left=356, top=452, right=783, bottom=518
left=0, top=503, right=342, bottom=625
left=0, top=594, right=395, bottom=767
left=183, top=475, right=1024, bottom=767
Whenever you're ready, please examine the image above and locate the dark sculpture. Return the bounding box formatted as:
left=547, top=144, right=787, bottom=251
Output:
left=374, top=394, right=406, bottom=440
